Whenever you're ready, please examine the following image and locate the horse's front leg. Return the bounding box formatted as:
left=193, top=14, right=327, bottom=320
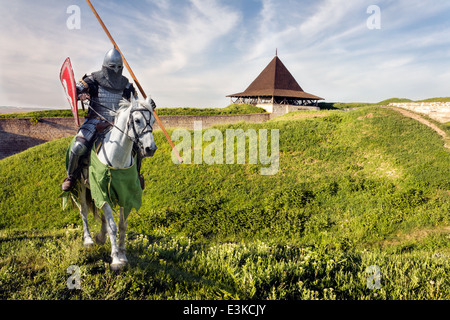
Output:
left=95, top=211, right=107, bottom=245
left=118, top=208, right=128, bottom=265
left=102, top=204, right=124, bottom=271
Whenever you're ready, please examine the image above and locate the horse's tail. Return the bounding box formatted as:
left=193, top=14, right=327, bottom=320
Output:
left=85, top=186, right=101, bottom=221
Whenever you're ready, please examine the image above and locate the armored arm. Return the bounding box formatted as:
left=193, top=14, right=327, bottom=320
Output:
left=123, top=82, right=138, bottom=101
left=76, top=74, right=98, bottom=101
left=123, top=83, right=157, bottom=110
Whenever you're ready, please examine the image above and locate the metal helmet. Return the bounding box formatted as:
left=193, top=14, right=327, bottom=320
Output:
left=103, top=48, right=123, bottom=74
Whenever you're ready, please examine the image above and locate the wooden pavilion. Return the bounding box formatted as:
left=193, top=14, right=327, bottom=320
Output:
left=227, top=54, right=323, bottom=115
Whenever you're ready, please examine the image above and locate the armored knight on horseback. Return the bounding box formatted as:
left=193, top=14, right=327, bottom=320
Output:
left=62, top=48, right=146, bottom=191
left=59, top=1, right=181, bottom=271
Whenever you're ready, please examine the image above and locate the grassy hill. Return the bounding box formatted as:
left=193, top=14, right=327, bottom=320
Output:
left=1, top=106, right=449, bottom=300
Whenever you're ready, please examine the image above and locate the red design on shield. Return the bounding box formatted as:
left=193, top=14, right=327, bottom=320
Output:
left=60, top=58, right=80, bottom=127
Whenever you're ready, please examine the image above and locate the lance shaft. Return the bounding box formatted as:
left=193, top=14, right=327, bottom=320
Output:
left=85, top=0, right=183, bottom=163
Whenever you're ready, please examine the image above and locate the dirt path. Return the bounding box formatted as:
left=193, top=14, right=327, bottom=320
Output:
left=388, top=106, right=450, bottom=149
left=378, top=226, right=450, bottom=249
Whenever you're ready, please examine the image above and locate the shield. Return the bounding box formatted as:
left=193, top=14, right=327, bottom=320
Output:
left=60, top=58, right=80, bottom=126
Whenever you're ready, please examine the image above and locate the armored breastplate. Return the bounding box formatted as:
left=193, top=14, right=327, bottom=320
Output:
left=90, top=86, right=123, bottom=122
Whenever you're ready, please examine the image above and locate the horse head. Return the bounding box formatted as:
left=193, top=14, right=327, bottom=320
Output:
left=120, top=96, right=158, bottom=158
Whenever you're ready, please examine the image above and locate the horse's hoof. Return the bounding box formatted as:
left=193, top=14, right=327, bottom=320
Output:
left=95, top=233, right=107, bottom=245
left=119, top=256, right=128, bottom=264
left=118, top=250, right=128, bottom=264
left=110, top=261, right=127, bottom=271
left=84, top=239, right=95, bottom=248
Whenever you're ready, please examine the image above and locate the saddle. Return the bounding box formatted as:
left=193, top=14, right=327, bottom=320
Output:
left=65, top=122, right=144, bottom=191
left=64, top=123, right=112, bottom=185
left=96, top=121, right=112, bottom=134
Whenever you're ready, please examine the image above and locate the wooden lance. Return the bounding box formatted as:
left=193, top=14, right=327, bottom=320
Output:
left=85, top=0, right=183, bottom=163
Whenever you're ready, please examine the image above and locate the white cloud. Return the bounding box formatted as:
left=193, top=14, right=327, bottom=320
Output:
left=0, top=0, right=111, bottom=108
left=128, top=0, right=242, bottom=107
left=1, top=0, right=450, bottom=109
left=299, top=0, right=358, bottom=38
left=145, top=0, right=240, bottom=73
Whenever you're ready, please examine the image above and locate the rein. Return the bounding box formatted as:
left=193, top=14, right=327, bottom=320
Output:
left=82, top=99, right=153, bottom=151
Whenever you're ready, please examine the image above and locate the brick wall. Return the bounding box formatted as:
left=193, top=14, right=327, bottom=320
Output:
left=0, top=113, right=271, bottom=159
left=0, top=132, right=48, bottom=159
left=0, top=118, right=77, bottom=159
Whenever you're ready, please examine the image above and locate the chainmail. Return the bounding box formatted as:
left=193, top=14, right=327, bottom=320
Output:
left=90, top=86, right=125, bottom=123
left=77, top=118, right=103, bottom=142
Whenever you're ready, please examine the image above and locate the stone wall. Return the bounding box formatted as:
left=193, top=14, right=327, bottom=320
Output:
left=256, top=103, right=320, bottom=118
left=389, top=102, right=450, bottom=123
left=0, top=118, right=77, bottom=159
left=0, top=113, right=271, bottom=159
left=153, top=113, right=271, bottom=130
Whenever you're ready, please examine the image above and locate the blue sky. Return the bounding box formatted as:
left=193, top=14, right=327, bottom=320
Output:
left=1, top=0, right=450, bottom=109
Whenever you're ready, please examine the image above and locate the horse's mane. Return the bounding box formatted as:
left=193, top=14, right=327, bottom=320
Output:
left=118, top=98, right=153, bottom=113
left=116, top=98, right=153, bottom=125
left=118, top=98, right=132, bottom=113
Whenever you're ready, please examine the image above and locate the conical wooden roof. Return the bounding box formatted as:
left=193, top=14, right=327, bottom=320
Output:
left=227, top=56, right=323, bottom=100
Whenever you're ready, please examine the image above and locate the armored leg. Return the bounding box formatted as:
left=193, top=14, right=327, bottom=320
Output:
left=62, top=119, right=100, bottom=192
left=67, top=138, right=88, bottom=176
left=62, top=137, right=89, bottom=191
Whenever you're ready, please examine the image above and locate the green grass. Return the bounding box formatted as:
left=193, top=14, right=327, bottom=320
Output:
left=0, top=109, right=88, bottom=119
left=376, top=98, right=414, bottom=105
left=0, top=104, right=266, bottom=119
left=155, top=104, right=267, bottom=116
left=418, top=97, right=450, bottom=103
left=2, top=97, right=449, bottom=118
left=1, top=106, right=449, bottom=300
left=1, top=229, right=449, bottom=300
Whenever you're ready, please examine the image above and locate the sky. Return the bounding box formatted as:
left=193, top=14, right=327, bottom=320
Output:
left=1, top=0, right=450, bottom=109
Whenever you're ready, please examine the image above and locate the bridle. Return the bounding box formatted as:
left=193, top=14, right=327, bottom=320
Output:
left=83, top=98, right=155, bottom=151
left=129, top=108, right=154, bottom=139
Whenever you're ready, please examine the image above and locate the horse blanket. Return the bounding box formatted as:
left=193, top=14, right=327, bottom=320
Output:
left=65, top=138, right=142, bottom=219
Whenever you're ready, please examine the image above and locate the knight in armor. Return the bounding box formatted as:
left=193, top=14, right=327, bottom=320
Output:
left=62, top=48, right=141, bottom=192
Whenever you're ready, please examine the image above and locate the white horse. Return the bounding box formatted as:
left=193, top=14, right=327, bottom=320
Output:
left=74, top=96, right=157, bottom=271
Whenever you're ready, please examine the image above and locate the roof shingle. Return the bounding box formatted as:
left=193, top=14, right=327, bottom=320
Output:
left=227, top=56, right=323, bottom=100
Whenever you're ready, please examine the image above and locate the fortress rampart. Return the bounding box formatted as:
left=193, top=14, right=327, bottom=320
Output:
left=0, top=113, right=271, bottom=159
left=389, top=102, right=450, bottom=123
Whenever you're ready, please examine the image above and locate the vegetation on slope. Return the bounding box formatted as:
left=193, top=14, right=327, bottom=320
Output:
left=0, top=106, right=449, bottom=300
left=2, top=97, right=450, bottom=118
left=0, top=104, right=265, bottom=119
left=0, top=109, right=88, bottom=119
left=155, top=103, right=267, bottom=116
